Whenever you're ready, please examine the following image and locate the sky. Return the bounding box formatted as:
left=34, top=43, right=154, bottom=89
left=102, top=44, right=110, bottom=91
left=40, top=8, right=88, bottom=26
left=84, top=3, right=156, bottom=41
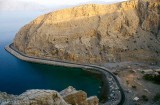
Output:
left=0, top=0, right=127, bottom=11
left=19, top=0, right=127, bottom=6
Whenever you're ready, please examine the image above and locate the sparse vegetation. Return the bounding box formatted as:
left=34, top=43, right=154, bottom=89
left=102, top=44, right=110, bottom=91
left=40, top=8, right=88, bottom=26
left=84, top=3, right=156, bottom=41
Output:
left=132, top=85, right=137, bottom=89
left=143, top=74, right=160, bottom=84
left=113, top=72, right=118, bottom=75
left=126, top=80, right=129, bottom=85
left=153, top=93, right=160, bottom=102
left=158, top=7, right=160, bottom=14
left=141, top=71, right=145, bottom=74
left=141, top=95, right=148, bottom=101
left=129, top=70, right=135, bottom=73
left=133, top=40, right=137, bottom=43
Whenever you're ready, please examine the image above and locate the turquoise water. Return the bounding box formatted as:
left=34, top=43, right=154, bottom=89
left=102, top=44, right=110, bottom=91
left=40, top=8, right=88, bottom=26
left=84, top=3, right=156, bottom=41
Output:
left=0, top=11, right=102, bottom=97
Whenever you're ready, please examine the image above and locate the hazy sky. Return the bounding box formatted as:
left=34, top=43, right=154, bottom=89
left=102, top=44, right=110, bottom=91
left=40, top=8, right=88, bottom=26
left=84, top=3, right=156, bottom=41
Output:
left=0, top=0, right=127, bottom=11
left=20, top=0, right=127, bottom=6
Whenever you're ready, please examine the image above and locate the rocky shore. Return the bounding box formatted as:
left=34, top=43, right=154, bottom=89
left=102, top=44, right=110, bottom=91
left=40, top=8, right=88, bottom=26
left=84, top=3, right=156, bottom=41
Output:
left=0, top=86, right=99, bottom=105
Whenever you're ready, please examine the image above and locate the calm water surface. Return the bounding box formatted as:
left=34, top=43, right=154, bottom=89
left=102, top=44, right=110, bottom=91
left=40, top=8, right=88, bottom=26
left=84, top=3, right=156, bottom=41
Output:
left=0, top=11, right=102, bottom=98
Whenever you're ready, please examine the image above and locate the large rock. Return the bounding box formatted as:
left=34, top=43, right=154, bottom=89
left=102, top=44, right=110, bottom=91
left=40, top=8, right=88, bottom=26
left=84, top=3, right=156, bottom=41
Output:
left=0, top=90, right=68, bottom=105
left=60, top=86, right=99, bottom=105
left=0, top=87, right=99, bottom=105
left=14, top=0, right=160, bottom=64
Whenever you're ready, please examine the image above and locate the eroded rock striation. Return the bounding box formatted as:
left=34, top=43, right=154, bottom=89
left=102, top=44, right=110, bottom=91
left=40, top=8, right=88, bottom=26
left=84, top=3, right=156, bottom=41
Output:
left=14, top=0, right=160, bottom=64
left=0, top=86, right=99, bottom=105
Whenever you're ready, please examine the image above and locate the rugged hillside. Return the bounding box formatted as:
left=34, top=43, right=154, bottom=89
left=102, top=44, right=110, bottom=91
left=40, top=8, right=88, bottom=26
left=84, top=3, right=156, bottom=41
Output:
left=14, top=0, right=160, bottom=64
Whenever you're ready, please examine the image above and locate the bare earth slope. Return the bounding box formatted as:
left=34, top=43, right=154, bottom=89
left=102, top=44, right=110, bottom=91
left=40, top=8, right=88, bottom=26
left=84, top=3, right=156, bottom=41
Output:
left=14, top=0, right=160, bottom=64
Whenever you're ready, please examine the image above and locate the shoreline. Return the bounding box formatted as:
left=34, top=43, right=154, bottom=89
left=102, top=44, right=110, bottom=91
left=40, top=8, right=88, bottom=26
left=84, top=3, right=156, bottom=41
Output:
left=5, top=44, right=125, bottom=105
left=84, top=69, right=109, bottom=103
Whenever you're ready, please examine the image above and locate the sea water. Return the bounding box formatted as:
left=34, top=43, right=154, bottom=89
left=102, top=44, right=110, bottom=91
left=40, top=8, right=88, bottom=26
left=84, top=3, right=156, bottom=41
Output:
left=0, top=11, right=102, bottom=98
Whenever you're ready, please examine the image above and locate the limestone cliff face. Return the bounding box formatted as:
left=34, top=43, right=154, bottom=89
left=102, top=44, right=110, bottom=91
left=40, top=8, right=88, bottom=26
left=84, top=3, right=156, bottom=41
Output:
left=14, top=0, right=160, bottom=64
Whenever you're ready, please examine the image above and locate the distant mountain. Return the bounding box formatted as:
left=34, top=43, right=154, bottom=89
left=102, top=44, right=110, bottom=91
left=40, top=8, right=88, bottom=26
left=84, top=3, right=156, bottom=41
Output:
left=0, top=0, right=46, bottom=11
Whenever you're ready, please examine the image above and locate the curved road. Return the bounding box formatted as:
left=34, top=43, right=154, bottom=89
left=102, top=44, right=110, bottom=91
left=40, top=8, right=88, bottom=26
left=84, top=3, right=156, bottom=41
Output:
left=6, top=44, right=125, bottom=105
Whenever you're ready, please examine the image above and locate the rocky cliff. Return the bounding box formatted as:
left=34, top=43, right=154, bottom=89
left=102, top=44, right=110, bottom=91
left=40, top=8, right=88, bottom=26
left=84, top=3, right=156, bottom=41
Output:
left=14, top=0, right=160, bottom=64
left=0, top=86, right=99, bottom=105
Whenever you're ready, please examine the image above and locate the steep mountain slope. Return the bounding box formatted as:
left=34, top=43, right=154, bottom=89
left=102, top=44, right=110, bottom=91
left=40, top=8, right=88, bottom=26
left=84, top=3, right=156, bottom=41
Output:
left=14, top=0, right=160, bottom=64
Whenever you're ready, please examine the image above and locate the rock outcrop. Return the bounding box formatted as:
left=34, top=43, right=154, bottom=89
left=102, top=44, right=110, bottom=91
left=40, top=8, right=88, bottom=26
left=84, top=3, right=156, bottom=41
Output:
left=0, top=86, right=99, bottom=105
left=60, top=86, right=99, bottom=105
left=0, top=90, right=68, bottom=105
left=14, top=0, right=160, bottom=64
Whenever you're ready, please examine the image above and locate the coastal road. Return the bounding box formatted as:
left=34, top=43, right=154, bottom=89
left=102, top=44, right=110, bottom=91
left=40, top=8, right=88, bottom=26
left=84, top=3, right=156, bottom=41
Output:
left=5, top=44, right=125, bottom=105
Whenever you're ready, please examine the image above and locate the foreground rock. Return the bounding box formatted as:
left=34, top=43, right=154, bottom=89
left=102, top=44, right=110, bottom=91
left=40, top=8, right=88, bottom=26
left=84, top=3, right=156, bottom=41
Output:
left=0, top=90, right=68, bottom=105
left=0, top=86, right=99, bottom=105
left=60, top=86, right=99, bottom=105
left=14, top=0, right=160, bottom=64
